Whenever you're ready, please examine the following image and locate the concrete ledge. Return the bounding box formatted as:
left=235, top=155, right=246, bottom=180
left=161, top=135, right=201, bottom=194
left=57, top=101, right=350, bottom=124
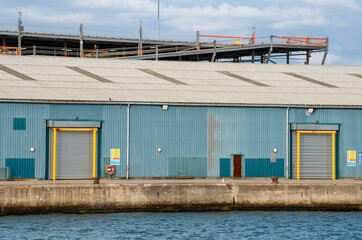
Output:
left=0, top=183, right=361, bottom=215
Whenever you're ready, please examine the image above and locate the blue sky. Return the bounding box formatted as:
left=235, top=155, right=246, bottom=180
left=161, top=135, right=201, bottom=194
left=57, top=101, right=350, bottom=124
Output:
left=0, top=0, right=361, bottom=65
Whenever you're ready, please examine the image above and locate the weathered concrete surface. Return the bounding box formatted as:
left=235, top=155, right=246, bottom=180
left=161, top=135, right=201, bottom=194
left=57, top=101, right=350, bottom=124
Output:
left=0, top=183, right=361, bottom=215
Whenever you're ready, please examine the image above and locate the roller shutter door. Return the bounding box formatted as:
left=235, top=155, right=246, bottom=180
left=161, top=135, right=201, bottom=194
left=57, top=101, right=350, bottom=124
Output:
left=49, top=130, right=96, bottom=179
left=292, top=132, right=332, bottom=179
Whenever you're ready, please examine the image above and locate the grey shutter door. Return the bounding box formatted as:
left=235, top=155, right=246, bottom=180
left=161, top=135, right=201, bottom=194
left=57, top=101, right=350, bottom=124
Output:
left=49, top=130, right=96, bottom=179
left=292, top=132, right=332, bottom=179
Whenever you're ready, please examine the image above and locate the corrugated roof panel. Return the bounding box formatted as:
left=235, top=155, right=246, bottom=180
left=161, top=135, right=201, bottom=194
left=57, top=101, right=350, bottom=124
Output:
left=1, top=55, right=362, bottom=106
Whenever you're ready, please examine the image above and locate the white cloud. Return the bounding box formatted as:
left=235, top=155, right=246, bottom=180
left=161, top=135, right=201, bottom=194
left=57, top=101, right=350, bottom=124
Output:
left=301, top=0, right=361, bottom=8
left=74, top=1, right=336, bottom=32
left=76, top=0, right=157, bottom=11
left=160, top=3, right=330, bottom=32
left=19, top=7, right=93, bottom=24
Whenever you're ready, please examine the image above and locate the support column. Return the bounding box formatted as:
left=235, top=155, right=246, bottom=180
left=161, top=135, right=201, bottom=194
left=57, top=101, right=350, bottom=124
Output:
left=210, top=40, right=216, bottom=62
left=2, top=37, right=6, bottom=55
left=64, top=41, right=67, bottom=57
left=306, top=50, right=310, bottom=65
left=266, top=45, right=273, bottom=64
left=321, top=37, right=329, bottom=65
left=33, top=46, right=36, bottom=56
left=18, top=12, right=23, bottom=56
left=79, top=23, right=84, bottom=58
left=196, top=30, right=200, bottom=61
left=252, top=50, right=255, bottom=63
left=286, top=52, right=290, bottom=64
left=260, top=55, right=264, bottom=63
left=138, top=20, right=143, bottom=56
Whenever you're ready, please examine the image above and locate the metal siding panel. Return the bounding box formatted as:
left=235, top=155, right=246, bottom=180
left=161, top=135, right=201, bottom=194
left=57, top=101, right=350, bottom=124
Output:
left=0, top=103, right=49, bottom=179
left=220, top=158, right=231, bottom=177
left=129, top=105, right=207, bottom=177
left=244, top=158, right=284, bottom=177
left=0, top=102, right=124, bottom=179
left=168, top=157, right=207, bottom=177
left=207, top=107, right=286, bottom=177
left=5, top=158, right=35, bottom=178
left=290, top=108, right=362, bottom=178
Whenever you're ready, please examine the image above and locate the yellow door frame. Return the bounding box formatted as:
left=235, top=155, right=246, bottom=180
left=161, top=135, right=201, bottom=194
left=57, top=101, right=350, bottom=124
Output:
left=52, top=128, right=98, bottom=181
left=297, top=130, right=336, bottom=180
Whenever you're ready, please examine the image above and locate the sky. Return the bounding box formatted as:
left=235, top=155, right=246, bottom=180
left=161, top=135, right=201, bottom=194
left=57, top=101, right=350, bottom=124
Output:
left=0, top=0, right=361, bottom=65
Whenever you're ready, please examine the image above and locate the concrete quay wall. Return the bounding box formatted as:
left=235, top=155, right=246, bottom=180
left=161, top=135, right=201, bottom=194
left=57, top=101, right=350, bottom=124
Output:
left=0, top=183, right=361, bottom=215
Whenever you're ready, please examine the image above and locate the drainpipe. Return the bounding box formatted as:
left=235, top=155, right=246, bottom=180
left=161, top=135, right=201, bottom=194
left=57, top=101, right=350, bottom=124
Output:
left=285, top=107, right=289, bottom=179
left=126, top=104, right=130, bottom=179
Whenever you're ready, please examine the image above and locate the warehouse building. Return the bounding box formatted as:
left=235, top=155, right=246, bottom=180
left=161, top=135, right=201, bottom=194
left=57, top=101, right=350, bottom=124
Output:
left=0, top=55, right=361, bottom=180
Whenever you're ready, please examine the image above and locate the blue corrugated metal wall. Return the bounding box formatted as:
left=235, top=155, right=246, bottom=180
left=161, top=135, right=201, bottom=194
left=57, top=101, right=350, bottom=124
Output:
left=0, top=103, right=125, bottom=179
left=289, top=108, right=362, bottom=178
left=129, top=105, right=207, bottom=177
left=0, top=103, right=287, bottom=178
left=206, top=107, right=286, bottom=177
left=244, top=158, right=284, bottom=177
left=3, top=102, right=361, bottom=179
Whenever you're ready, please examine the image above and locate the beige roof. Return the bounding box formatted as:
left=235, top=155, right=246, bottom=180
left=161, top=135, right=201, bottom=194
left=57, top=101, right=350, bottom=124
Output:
left=0, top=55, right=362, bottom=107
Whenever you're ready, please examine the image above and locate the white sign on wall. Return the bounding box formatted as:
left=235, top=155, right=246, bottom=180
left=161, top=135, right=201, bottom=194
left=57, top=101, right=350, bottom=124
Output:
left=110, top=149, right=120, bottom=165
left=347, top=150, right=356, bottom=166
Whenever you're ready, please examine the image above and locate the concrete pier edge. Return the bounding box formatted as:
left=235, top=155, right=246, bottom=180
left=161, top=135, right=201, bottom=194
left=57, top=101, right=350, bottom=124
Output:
left=0, top=182, right=361, bottom=215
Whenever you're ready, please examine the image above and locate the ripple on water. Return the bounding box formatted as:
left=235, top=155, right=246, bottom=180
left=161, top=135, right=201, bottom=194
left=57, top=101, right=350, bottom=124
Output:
left=0, top=211, right=361, bottom=239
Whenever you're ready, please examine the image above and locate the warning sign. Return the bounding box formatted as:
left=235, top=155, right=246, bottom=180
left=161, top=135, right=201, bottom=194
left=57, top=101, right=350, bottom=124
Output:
left=110, top=149, right=120, bottom=165
left=347, top=150, right=356, bottom=166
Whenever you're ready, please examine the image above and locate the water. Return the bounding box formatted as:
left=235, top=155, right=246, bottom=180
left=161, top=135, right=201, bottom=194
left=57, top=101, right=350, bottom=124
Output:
left=0, top=211, right=361, bottom=240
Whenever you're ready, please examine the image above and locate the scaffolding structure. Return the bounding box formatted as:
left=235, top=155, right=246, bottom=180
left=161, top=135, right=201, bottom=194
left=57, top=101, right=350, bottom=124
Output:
left=0, top=29, right=328, bottom=64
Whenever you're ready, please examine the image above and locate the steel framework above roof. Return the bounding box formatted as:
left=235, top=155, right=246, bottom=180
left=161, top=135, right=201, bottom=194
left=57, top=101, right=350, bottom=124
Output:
left=0, top=30, right=328, bottom=64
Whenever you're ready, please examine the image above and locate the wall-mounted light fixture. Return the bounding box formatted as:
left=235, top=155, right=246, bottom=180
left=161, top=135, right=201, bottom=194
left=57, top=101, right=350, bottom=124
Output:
left=30, top=147, right=35, bottom=152
left=162, top=105, right=168, bottom=110
left=273, top=148, right=278, bottom=153
left=306, top=108, right=314, bottom=116
left=157, top=147, right=162, bottom=153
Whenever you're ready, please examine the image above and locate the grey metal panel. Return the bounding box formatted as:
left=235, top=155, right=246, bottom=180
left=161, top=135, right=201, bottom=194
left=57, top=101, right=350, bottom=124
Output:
left=290, top=124, right=339, bottom=131
left=66, top=66, right=114, bottom=83
left=0, top=64, right=36, bottom=81
left=49, top=130, right=96, bottom=179
left=47, top=120, right=101, bottom=128
left=292, top=132, right=332, bottom=179
left=349, top=74, right=362, bottom=79
left=218, top=71, right=268, bottom=87
left=284, top=72, right=337, bottom=88
left=139, top=69, right=187, bottom=85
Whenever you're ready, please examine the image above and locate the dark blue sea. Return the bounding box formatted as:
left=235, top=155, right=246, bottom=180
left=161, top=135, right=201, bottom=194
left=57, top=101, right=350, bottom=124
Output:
left=0, top=211, right=361, bottom=239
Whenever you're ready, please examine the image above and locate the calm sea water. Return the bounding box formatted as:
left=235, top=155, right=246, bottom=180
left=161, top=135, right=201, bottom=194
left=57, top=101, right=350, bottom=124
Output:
left=0, top=211, right=361, bottom=240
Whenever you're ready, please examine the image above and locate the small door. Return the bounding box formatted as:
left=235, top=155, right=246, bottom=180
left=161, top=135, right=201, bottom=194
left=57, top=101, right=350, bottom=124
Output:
left=233, top=155, right=242, bottom=177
